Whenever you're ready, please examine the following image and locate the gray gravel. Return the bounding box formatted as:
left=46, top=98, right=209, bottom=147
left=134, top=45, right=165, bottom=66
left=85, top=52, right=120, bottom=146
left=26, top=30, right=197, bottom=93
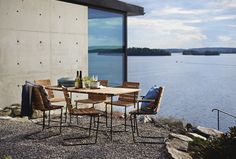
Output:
left=0, top=116, right=169, bottom=159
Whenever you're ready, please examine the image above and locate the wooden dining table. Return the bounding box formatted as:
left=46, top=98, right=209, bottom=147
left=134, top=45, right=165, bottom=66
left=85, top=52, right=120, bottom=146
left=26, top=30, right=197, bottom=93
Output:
left=46, top=86, right=140, bottom=140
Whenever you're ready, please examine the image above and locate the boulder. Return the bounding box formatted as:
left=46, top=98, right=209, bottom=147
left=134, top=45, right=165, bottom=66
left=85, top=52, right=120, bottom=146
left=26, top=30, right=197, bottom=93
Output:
left=187, top=132, right=207, bottom=141
left=166, top=138, right=189, bottom=152
left=169, top=133, right=193, bottom=142
left=166, top=145, right=192, bottom=159
left=11, top=107, right=21, bottom=117
left=32, top=110, right=44, bottom=119
left=0, top=108, right=12, bottom=116
left=0, top=116, right=14, bottom=120
left=196, top=126, right=223, bottom=138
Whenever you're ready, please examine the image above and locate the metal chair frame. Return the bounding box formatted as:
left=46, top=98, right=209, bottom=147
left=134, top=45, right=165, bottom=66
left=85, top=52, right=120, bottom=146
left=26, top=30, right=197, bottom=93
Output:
left=62, top=86, right=100, bottom=145
left=105, top=81, right=140, bottom=131
left=129, top=86, right=165, bottom=144
left=25, top=85, right=63, bottom=140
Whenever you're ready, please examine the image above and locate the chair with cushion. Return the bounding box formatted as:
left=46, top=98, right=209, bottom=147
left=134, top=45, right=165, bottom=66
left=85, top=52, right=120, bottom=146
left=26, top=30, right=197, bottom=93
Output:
left=129, top=86, right=165, bottom=144
left=35, top=79, right=65, bottom=103
left=31, top=85, right=63, bottom=135
left=62, top=86, right=100, bottom=145
left=105, top=81, right=140, bottom=131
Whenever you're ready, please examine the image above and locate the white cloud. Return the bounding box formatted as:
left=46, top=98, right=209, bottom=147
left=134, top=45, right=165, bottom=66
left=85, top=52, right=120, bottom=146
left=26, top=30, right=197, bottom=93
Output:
left=227, top=24, right=236, bottom=28
left=89, top=35, right=122, bottom=46
left=125, top=0, right=236, bottom=48
left=213, top=0, right=236, bottom=9
left=213, top=15, right=236, bottom=21
left=128, top=18, right=207, bottom=48
left=218, top=36, right=232, bottom=42
left=156, top=7, right=209, bottom=15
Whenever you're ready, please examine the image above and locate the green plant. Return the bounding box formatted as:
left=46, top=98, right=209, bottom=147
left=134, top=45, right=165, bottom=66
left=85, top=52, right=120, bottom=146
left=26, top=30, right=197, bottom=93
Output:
left=189, top=127, right=236, bottom=159
left=2, top=156, right=12, bottom=159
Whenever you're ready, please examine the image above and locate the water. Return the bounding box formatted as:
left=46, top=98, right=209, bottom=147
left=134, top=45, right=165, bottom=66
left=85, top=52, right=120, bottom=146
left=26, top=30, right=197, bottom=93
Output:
left=128, top=53, right=236, bottom=132
left=90, top=53, right=236, bottom=131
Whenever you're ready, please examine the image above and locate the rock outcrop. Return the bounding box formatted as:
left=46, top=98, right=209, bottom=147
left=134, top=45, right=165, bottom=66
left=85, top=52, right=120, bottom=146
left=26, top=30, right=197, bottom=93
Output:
left=196, top=126, right=223, bottom=138
left=163, top=124, right=224, bottom=159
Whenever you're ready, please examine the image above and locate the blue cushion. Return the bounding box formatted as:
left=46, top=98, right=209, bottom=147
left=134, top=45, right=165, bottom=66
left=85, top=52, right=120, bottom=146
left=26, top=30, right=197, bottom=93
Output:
left=141, top=85, right=159, bottom=112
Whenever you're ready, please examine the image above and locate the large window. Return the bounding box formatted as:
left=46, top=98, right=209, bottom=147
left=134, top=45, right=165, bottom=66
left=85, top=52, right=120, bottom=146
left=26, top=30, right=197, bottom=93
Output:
left=88, top=8, right=125, bottom=86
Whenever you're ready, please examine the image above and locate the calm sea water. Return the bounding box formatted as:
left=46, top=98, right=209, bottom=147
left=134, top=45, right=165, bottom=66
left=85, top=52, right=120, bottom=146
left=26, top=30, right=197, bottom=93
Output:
left=128, top=53, right=236, bottom=131
left=90, top=53, right=236, bottom=131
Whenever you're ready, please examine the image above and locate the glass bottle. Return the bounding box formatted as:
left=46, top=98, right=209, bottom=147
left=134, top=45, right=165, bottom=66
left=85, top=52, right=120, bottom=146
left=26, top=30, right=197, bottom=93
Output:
left=75, top=71, right=79, bottom=88
left=79, top=70, right=83, bottom=88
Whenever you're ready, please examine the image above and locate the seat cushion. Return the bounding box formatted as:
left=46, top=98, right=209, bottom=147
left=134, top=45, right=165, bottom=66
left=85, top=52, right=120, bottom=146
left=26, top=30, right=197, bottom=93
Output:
left=141, top=85, right=159, bottom=112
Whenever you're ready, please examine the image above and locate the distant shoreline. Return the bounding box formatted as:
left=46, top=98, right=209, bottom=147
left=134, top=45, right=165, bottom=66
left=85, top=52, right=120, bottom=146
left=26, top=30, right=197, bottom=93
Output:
left=89, top=46, right=236, bottom=56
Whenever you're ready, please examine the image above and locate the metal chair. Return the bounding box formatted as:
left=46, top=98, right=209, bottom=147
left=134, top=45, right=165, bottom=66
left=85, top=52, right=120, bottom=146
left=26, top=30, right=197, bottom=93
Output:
left=35, top=79, right=65, bottom=103
left=105, top=81, right=140, bottom=131
left=25, top=85, right=63, bottom=139
left=62, top=86, right=100, bottom=145
left=129, top=86, right=165, bottom=144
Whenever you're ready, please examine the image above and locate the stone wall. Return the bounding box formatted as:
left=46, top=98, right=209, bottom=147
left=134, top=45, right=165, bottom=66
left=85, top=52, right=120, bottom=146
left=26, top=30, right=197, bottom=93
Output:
left=0, top=0, right=88, bottom=108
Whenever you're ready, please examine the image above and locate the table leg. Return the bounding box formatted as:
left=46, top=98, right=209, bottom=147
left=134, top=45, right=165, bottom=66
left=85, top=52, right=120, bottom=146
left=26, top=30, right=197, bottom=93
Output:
left=110, top=95, right=113, bottom=141
left=134, top=92, right=136, bottom=109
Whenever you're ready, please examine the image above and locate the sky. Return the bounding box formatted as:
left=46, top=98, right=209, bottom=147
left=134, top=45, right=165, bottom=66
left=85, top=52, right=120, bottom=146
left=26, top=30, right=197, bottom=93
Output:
left=125, top=0, right=236, bottom=49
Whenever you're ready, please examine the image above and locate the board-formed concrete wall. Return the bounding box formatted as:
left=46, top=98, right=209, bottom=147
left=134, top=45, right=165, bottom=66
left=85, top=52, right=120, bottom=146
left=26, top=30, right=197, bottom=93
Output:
left=0, top=0, right=88, bottom=108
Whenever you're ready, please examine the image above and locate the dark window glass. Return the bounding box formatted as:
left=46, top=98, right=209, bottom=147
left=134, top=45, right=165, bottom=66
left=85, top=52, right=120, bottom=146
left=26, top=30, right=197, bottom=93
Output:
left=88, top=8, right=124, bottom=86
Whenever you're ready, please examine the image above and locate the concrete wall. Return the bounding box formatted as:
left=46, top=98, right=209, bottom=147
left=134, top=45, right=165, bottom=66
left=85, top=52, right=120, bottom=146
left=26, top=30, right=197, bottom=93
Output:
left=0, top=0, right=88, bottom=108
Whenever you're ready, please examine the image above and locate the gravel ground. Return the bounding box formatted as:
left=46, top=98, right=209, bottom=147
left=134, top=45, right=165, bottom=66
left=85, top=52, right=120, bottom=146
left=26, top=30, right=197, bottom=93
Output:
left=0, top=116, right=169, bottom=159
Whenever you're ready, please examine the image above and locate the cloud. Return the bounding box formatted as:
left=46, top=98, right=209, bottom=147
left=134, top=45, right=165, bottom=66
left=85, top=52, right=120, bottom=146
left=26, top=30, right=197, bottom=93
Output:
left=218, top=36, right=232, bottom=42
left=128, top=18, right=207, bottom=48
left=212, top=15, right=236, bottom=21
left=125, top=0, right=236, bottom=48
left=210, top=0, right=236, bottom=9
left=89, top=35, right=122, bottom=46
left=155, top=7, right=209, bottom=15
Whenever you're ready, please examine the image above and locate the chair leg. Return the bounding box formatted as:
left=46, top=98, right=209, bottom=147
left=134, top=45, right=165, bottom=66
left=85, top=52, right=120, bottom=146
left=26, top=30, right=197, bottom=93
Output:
left=93, top=104, right=96, bottom=127
left=48, top=109, right=51, bottom=127
left=60, top=108, right=63, bottom=134
left=65, top=106, right=68, bottom=123
left=105, top=104, right=108, bottom=127
left=42, top=111, right=45, bottom=130
left=70, top=114, right=72, bottom=123
left=135, top=115, right=139, bottom=137
left=124, top=107, right=127, bottom=131
left=89, top=116, right=92, bottom=137
left=95, top=116, right=100, bottom=143
left=130, top=114, right=135, bottom=142
left=76, top=102, right=79, bottom=124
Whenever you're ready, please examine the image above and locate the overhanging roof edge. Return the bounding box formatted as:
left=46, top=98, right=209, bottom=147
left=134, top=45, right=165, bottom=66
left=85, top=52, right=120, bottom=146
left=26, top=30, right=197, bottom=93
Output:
left=58, top=0, right=144, bottom=16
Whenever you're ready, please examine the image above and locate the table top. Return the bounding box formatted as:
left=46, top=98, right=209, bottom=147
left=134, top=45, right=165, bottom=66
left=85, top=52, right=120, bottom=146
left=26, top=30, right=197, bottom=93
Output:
left=46, top=86, right=140, bottom=96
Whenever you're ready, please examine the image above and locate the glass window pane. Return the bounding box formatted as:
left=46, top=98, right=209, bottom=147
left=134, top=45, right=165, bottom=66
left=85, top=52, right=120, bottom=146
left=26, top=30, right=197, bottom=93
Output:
left=88, top=8, right=124, bottom=86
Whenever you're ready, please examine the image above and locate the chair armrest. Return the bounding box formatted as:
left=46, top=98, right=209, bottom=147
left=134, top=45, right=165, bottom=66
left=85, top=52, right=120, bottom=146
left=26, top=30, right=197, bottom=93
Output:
left=137, top=98, right=155, bottom=102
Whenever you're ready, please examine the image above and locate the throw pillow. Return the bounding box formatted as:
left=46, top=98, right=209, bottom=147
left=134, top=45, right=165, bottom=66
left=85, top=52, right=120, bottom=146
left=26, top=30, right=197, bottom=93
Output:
left=141, top=85, right=159, bottom=112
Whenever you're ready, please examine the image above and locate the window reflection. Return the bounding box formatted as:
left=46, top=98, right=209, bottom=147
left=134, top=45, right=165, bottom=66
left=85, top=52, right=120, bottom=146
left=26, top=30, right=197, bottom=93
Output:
left=88, top=8, right=124, bottom=86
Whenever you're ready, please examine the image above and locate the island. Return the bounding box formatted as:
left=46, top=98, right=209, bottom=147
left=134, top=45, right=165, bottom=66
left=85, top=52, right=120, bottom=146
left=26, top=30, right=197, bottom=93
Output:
left=89, top=46, right=171, bottom=56
left=183, top=50, right=220, bottom=56
left=127, top=47, right=171, bottom=56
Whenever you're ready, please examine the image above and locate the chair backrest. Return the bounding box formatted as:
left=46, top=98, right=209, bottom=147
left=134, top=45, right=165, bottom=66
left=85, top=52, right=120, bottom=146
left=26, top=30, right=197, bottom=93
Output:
left=62, top=86, right=73, bottom=113
left=34, top=79, right=54, bottom=98
left=118, top=81, right=140, bottom=102
left=88, top=80, right=108, bottom=100
left=154, top=86, right=164, bottom=113
left=32, top=86, right=47, bottom=111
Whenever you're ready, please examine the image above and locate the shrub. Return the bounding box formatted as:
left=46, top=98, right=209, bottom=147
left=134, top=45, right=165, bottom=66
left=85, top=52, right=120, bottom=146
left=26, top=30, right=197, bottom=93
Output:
left=189, top=126, right=236, bottom=159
